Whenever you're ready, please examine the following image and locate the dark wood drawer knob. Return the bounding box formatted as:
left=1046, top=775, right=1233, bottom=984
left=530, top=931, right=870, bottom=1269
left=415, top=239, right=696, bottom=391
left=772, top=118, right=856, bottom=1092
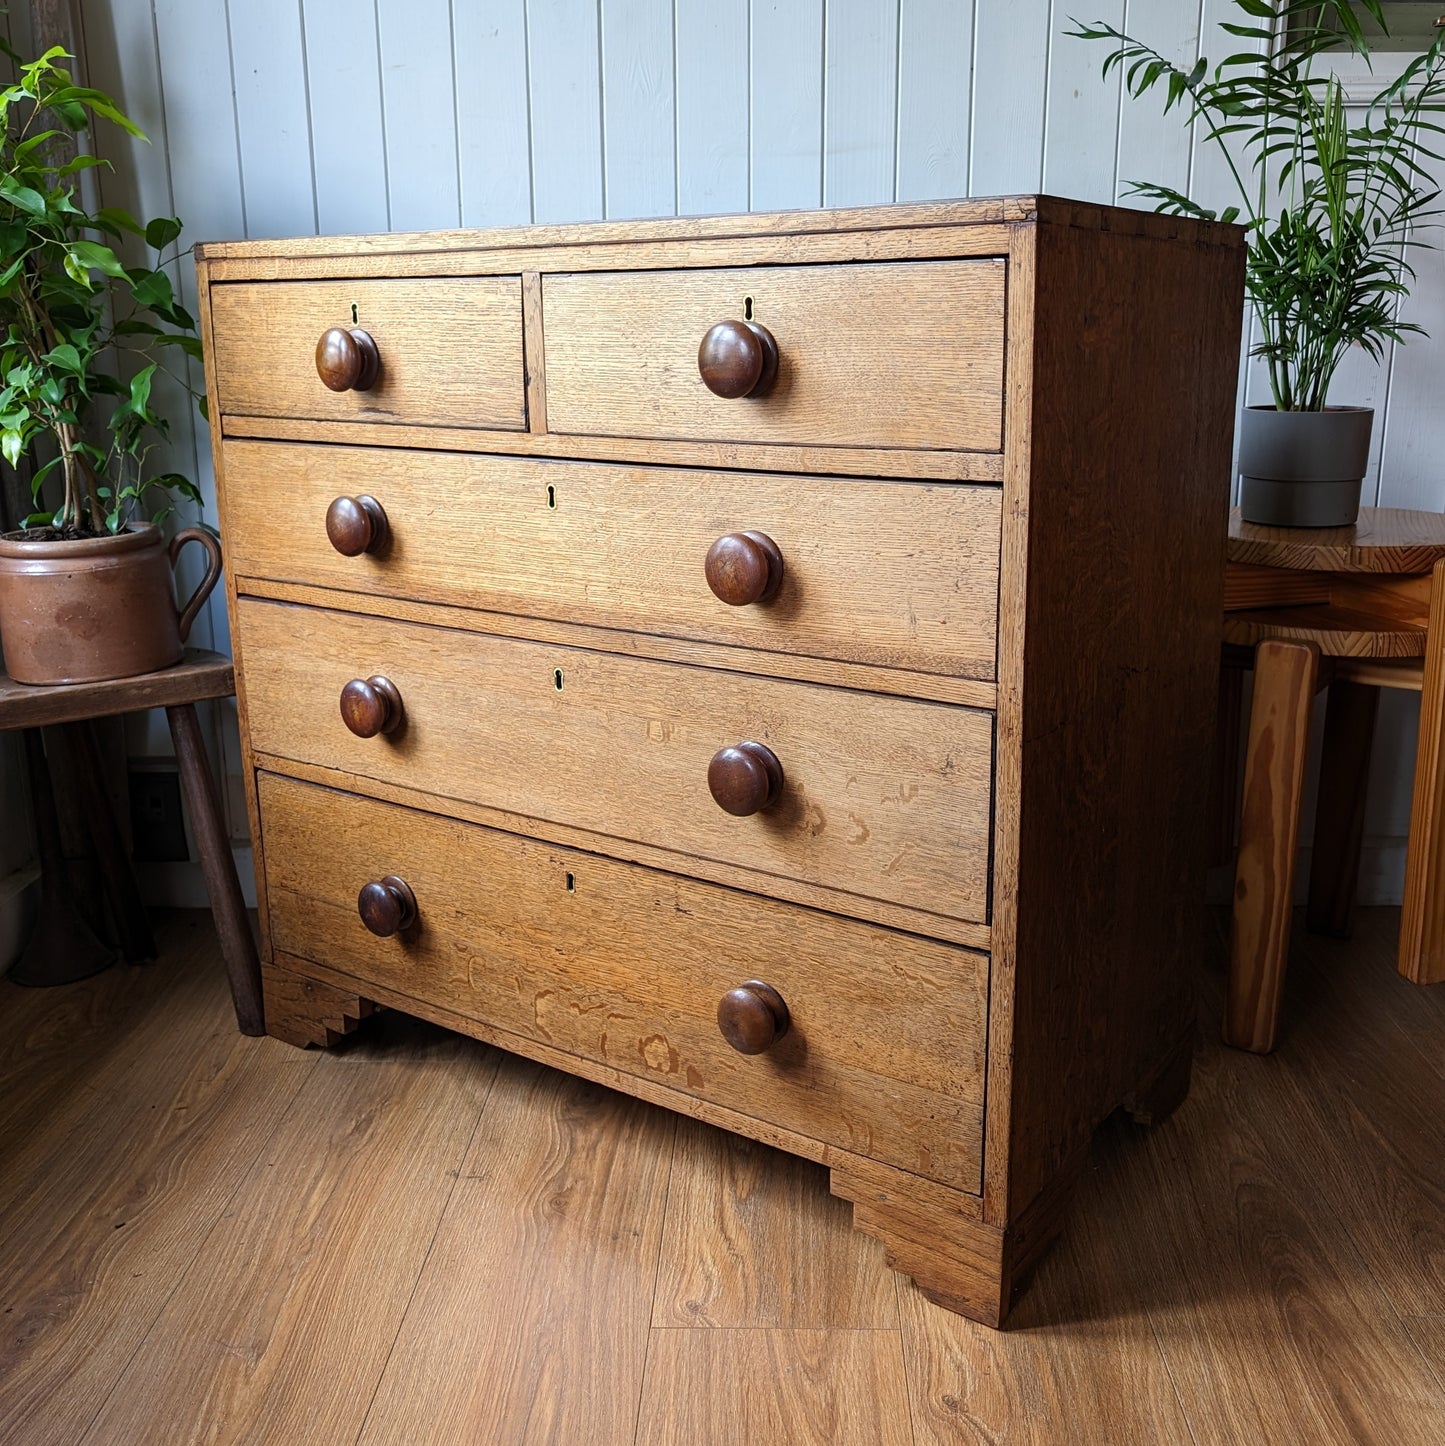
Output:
left=358, top=875, right=417, bottom=936
left=717, top=980, right=790, bottom=1055
left=705, top=531, right=783, bottom=606
left=340, top=675, right=404, bottom=738
left=316, top=326, right=380, bottom=392
left=708, top=741, right=783, bottom=816
left=697, top=319, right=779, bottom=399
left=326, top=494, right=389, bottom=556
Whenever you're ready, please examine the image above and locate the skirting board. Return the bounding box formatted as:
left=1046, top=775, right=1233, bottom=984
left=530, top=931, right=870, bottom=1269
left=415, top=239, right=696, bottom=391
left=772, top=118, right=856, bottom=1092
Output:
left=137, top=846, right=257, bottom=911
left=1207, top=835, right=1408, bottom=907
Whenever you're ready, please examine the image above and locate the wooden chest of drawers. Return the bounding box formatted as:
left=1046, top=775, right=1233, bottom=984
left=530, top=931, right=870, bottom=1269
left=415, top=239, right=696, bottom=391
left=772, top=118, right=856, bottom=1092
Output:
left=196, top=198, right=1244, bottom=1327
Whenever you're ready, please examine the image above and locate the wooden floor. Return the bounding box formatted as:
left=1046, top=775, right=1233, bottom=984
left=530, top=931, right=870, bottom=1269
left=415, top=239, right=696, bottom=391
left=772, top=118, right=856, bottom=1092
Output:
left=1, top=909, right=1443, bottom=1444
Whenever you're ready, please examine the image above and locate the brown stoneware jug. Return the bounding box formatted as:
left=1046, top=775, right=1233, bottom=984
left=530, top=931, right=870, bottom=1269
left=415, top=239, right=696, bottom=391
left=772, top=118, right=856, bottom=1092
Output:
left=0, top=523, right=222, bottom=685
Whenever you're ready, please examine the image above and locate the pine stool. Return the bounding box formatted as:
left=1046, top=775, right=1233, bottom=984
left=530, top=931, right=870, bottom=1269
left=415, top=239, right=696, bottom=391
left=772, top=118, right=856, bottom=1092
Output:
left=1221, top=506, right=1445, bottom=1052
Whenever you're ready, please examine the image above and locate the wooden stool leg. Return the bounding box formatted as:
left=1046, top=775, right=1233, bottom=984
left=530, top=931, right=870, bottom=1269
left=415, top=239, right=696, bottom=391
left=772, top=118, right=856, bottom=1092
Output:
left=166, top=703, right=264, bottom=1035
left=1226, top=639, right=1320, bottom=1052
left=1402, top=558, right=1445, bottom=983
left=1306, top=681, right=1378, bottom=940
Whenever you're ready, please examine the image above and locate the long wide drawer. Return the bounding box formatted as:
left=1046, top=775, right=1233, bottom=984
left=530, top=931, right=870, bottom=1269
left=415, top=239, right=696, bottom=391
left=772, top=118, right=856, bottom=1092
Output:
left=209, top=277, right=526, bottom=431
left=259, top=772, right=987, bottom=1191
left=543, top=260, right=1005, bottom=453
left=238, top=598, right=994, bottom=925
left=223, top=441, right=1001, bottom=681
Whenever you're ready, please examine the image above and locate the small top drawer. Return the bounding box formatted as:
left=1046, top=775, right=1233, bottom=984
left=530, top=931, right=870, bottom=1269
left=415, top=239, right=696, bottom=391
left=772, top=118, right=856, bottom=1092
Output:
left=209, top=277, right=526, bottom=432
left=542, top=260, right=1005, bottom=454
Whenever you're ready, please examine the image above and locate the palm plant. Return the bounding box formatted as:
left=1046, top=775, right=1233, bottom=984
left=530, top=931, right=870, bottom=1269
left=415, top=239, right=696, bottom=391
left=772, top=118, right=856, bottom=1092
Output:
left=1070, top=0, right=1445, bottom=411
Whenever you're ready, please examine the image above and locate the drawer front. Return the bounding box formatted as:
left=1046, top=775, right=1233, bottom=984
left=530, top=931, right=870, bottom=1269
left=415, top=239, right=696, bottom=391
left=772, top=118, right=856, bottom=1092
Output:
left=543, top=261, right=1005, bottom=453
left=210, top=278, right=526, bottom=431
left=238, top=598, right=994, bottom=925
left=223, top=441, right=1001, bottom=681
left=260, top=772, right=987, bottom=1191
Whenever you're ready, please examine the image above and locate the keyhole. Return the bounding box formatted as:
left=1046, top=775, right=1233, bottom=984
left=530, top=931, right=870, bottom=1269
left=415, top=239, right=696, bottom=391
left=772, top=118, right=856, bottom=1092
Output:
left=546, top=484, right=556, bottom=509
left=553, top=668, right=564, bottom=691
left=743, top=296, right=754, bottom=321
left=565, top=871, right=576, bottom=893
left=351, top=302, right=359, bottom=324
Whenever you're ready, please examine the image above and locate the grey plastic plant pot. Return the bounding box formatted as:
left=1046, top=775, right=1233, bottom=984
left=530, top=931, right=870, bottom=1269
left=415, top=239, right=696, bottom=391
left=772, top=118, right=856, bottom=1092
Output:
left=1238, top=405, right=1373, bottom=528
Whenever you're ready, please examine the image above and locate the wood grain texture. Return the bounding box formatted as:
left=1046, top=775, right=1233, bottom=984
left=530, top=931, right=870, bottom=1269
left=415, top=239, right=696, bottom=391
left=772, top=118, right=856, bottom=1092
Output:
left=258, top=772, right=988, bottom=1191
left=210, top=277, right=525, bottom=431
left=521, top=269, right=546, bottom=433
left=1227, top=639, right=1321, bottom=1053
left=221, top=440, right=1002, bottom=680
left=0, top=649, right=232, bottom=729
left=80, top=1012, right=495, bottom=1446
left=359, top=1057, right=674, bottom=1446
left=652, top=1121, right=898, bottom=1329
left=1221, top=604, right=1427, bottom=659
left=543, top=260, right=1005, bottom=452
left=633, top=1329, right=913, bottom=1446
left=1228, top=505, right=1445, bottom=574
left=0, top=920, right=314, bottom=1446
left=1401, top=558, right=1445, bottom=984
left=238, top=599, right=996, bottom=927
left=984, top=214, right=1246, bottom=1219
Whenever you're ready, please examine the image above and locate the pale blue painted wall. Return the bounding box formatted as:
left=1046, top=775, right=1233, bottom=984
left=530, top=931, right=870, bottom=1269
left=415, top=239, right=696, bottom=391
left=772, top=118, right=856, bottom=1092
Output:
left=5, top=0, right=1438, bottom=906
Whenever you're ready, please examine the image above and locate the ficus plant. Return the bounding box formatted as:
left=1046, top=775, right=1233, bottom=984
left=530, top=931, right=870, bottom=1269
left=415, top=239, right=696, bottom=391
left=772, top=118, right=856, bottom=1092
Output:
left=1070, top=0, right=1445, bottom=411
left=0, top=38, right=205, bottom=538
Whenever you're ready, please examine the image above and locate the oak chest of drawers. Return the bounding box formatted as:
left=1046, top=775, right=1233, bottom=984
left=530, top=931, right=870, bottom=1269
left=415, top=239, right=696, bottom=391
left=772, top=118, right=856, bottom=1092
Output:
left=196, top=198, right=1244, bottom=1327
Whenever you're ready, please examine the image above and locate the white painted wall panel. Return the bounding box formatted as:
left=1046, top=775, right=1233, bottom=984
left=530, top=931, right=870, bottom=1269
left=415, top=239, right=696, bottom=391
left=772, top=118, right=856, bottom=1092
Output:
left=601, top=0, right=675, bottom=218
left=823, top=0, right=899, bottom=207
left=456, top=1, right=533, bottom=226
left=895, top=0, right=971, bottom=202
left=1043, top=1, right=1122, bottom=205
left=527, top=0, right=604, bottom=221
left=750, top=0, right=822, bottom=210
left=303, top=0, right=389, bottom=235
left=378, top=0, right=461, bottom=230
left=676, top=0, right=748, bottom=214
left=970, top=0, right=1049, bottom=195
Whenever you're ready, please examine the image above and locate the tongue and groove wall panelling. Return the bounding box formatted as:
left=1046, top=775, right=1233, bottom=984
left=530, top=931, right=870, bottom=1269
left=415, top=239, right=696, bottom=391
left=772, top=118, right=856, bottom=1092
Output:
left=676, top=0, right=748, bottom=215
left=750, top=0, right=824, bottom=210
left=822, top=0, right=898, bottom=207
left=527, top=0, right=604, bottom=222
left=1041, top=0, right=1122, bottom=205
left=377, top=0, right=461, bottom=232
left=601, top=0, right=677, bottom=219
left=301, top=0, right=389, bottom=235
left=455, top=1, right=532, bottom=227
left=895, top=0, right=971, bottom=202
left=969, top=0, right=1049, bottom=195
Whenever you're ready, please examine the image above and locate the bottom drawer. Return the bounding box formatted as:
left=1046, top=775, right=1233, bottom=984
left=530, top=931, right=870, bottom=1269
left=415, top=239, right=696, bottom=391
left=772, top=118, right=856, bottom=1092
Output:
left=259, top=772, right=988, bottom=1192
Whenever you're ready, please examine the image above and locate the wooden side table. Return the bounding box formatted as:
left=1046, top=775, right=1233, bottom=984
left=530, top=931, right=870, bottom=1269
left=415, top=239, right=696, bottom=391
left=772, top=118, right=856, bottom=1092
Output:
left=1221, top=507, right=1445, bottom=1052
left=0, top=650, right=264, bottom=1035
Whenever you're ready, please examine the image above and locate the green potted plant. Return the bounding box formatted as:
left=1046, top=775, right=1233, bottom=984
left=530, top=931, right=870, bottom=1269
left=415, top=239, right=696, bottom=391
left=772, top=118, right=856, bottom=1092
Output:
left=1071, top=0, right=1445, bottom=526
left=0, top=41, right=218, bottom=685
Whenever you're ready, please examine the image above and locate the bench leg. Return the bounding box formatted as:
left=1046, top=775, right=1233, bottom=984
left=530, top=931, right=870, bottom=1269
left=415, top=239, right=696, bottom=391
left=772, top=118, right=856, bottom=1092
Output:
left=1306, top=680, right=1378, bottom=940
left=1226, top=639, right=1319, bottom=1053
left=166, top=703, right=264, bottom=1035
left=1402, top=559, right=1445, bottom=984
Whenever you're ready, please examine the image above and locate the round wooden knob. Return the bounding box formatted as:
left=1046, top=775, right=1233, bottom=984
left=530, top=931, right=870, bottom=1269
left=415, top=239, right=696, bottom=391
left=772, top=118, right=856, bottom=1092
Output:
left=326, top=494, right=389, bottom=556
left=697, top=319, right=779, bottom=399
left=705, top=531, right=783, bottom=606
left=717, top=980, right=790, bottom=1055
left=316, top=326, right=380, bottom=391
left=339, top=675, right=404, bottom=738
left=357, top=875, right=417, bottom=937
left=708, top=741, right=783, bottom=816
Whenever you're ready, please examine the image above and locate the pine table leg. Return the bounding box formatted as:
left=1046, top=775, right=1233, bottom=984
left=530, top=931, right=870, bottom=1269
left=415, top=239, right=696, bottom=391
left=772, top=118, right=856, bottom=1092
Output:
left=1306, top=680, right=1378, bottom=940
left=166, top=702, right=264, bottom=1035
left=1226, top=638, right=1320, bottom=1052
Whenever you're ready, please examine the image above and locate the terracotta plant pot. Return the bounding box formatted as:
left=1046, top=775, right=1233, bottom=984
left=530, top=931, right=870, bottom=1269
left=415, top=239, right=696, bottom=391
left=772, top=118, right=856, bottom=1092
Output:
left=1238, top=405, right=1374, bottom=527
left=0, top=523, right=223, bottom=685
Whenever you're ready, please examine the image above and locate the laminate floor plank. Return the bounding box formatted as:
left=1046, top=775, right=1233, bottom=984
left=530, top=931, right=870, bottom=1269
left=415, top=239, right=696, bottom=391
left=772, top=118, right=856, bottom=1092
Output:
left=1404, top=1317, right=1445, bottom=1393
left=652, top=1119, right=898, bottom=1329
left=79, top=1010, right=496, bottom=1446
left=358, top=1054, right=676, bottom=1446
left=634, top=1328, right=914, bottom=1446
left=0, top=917, right=316, bottom=1446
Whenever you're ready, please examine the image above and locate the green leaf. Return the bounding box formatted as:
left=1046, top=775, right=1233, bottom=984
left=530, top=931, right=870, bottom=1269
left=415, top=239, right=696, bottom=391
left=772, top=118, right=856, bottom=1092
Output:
left=1, top=429, right=23, bottom=466
left=67, top=239, right=128, bottom=279
left=127, top=267, right=173, bottom=311
left=93, top=206, right=144, bottom=238
left=41, top=343, right=82, bottom=373
left=0, top=178, right=47, bottom=216
left=144, top=215, right=182, bottom=250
